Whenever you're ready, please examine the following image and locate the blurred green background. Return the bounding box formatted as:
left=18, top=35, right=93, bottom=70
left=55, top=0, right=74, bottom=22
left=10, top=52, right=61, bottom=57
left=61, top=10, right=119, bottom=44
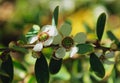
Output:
left=0, top=0, right=120, bottom=83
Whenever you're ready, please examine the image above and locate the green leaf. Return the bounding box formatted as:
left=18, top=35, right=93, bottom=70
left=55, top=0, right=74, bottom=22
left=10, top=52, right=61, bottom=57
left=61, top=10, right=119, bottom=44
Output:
left=28, top=76, right=36, bottom=83
left=60, top=22, right=72, bottom=36
left=0, top=54, right=14, bottom=83
left=96, top=13, right=106, bottom=41
left=19, top=35, right=27, bottom=44
left=52, top=6, right=59, bottom=26
left=90, top=53, right=105, bottom=78
left=107, top=31, right=120, bottom=45
left=51, top=65, right=71, bottom=80
left=77, top=60, right=82, bottom=72
left=49, top=58, right=62, bottom=74
left=72, top=60, right=82, bottom=76
left=77, top=44, right=94, bottom=54
left=13, top=61, right=27, bottom=71
left=35, top=54, right=49, bottom=83
left=0, top=59, right=2, bottom=67
left=25, top=25, right=40, bottom=39
left=83, top=22, right=93, bottom=33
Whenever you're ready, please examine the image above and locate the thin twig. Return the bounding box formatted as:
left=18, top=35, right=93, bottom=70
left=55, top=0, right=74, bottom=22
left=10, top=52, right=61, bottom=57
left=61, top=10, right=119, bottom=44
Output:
left=21, top=45, right=34, bottom=48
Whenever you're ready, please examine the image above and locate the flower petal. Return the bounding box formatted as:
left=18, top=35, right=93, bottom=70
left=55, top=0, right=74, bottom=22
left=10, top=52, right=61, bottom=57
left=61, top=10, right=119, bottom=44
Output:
left=55, top=47, right=66, bottom=58
left=59, top=22, right=72, bottom=36
left=29, top=36, right=38, bottom=44
left=41, top=25, right=50, bottom=32
left=41, top=25, right=58, bottom=36
left=105, top=51, right=115, bottom=58
left=52, top=33, right=62, bottom=44
left=48, top=26, right=58, bottom=36
left=43, top=37, right=54, bottom=46
left=33, top=42, right=43, bottom=52
left=70, top=46, right=78, bottom=57
left=73, top=32, right=87, bottom=44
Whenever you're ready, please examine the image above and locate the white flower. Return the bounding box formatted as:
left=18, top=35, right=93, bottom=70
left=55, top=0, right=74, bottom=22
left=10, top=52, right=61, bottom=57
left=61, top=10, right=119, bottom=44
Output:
left=95, top=51, right=115, bottom=65
left=52, top=22, right=87, bottom=59
left=29, top=25, right=58, bottom=52
left=54, top=32, right=86, bottom=59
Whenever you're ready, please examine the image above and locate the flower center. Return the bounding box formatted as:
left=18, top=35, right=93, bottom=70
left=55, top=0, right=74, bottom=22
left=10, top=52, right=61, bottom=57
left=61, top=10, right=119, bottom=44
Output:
left=62, top=36, right=74, bottom=49
left=38, top=32, right=49, bottom=42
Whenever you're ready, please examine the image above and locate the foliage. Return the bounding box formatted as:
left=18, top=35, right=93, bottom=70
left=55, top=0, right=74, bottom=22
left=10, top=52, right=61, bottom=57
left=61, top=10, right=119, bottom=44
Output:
left=0, top=1, right=120, bottom=83
left=96, top=13, right=106, bottom=41
left=35, top=54, right=49, bottom=83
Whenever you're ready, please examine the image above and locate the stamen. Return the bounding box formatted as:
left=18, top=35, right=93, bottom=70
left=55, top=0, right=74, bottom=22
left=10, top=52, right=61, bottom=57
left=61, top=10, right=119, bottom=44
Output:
left=62, top=37, right=74, bottom=49
left=38, top=32, right=49, bottom=42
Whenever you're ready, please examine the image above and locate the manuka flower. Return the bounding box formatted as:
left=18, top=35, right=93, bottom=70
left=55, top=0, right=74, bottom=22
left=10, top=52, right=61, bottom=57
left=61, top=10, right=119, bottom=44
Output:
left=55, top=36, right=79, bottom=58
left=29, top=25, right=58, bottom=52
left=52, top=22, right=87, bottom=59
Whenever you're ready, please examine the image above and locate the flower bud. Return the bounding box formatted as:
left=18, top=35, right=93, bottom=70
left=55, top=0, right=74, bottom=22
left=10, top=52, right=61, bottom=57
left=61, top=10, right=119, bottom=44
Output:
left=32, top=51, right=41, bottom=58
left=110, top=43, right=118, bottom=50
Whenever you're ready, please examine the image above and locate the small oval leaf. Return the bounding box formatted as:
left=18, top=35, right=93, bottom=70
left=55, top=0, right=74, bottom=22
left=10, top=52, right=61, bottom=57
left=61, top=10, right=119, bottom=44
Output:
left=0, top=54, right=13, bottom=83
left=52, top=6, right=59, bottom=26
left=90, top=53, right=105, bottom=78
left=25, top=25, right=40, bottom=39
left=49, top=58, right=62, bottom=74
left=83, top=22, right=93, bottom=33
left=107, top=31, right=120, bottom=45
left=13, top=61, right=27, bottom=71
left=96, top=13, right=106, bottom=41
left=35, top=54, right=49, bottom=83
left=77, top=44, right=94, bottom=54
